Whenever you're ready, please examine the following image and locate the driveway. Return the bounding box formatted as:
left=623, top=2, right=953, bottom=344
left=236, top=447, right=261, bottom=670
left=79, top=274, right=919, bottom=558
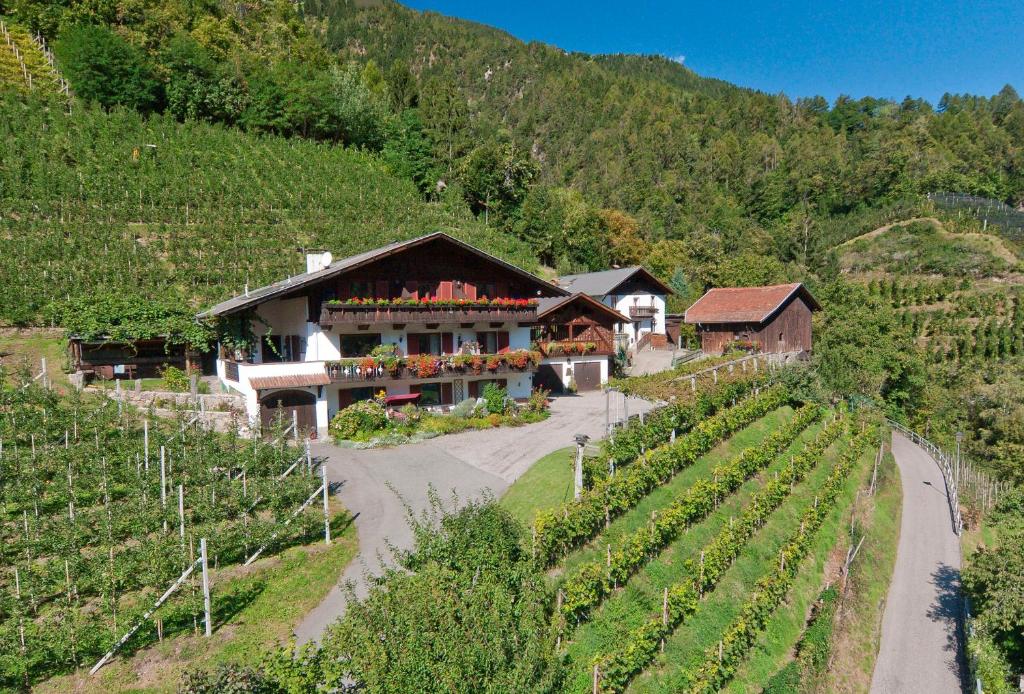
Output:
left=292, top=390, right=652, bottom=645
left=870, top=432, right=965, bottom=694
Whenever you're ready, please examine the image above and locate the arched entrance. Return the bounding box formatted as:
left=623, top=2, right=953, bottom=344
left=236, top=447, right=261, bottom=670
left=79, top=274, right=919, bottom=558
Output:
left=259, top=389, right=317, bottom=437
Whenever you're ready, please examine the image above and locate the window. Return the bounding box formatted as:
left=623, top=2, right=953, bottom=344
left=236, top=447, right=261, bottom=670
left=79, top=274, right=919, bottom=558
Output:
left=476, top=331, right=509, bottom=353
left=410, top=382, right=453, bottom=405
left=262, top=335, right=302, bottom=362
left=339, top=333, right=382, bottom=357
left=408, top=333, right=443, bottom=356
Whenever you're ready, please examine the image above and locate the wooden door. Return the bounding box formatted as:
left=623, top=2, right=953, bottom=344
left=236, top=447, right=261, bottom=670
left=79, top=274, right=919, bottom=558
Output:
left=573, top=362, right=602, bottom=392
left=260, top=390, right=317, bottom=437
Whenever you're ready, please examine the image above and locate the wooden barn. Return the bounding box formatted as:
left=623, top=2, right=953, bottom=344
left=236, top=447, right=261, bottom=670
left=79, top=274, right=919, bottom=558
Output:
left=683, top=283, right=820, bottom=355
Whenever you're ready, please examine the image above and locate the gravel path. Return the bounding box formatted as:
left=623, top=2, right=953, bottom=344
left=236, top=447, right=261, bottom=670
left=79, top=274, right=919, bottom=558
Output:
left=870, top=431, right=965, bottom=694
left=292, top=391, right=651, bottom=645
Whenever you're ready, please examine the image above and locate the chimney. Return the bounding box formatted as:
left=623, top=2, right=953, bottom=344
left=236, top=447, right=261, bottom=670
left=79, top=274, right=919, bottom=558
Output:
left=306, top=251, right=333, bottom=274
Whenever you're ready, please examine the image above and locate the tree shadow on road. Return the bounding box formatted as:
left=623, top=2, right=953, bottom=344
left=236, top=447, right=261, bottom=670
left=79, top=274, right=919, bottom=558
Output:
left=927, top=562, right=969, bottom=691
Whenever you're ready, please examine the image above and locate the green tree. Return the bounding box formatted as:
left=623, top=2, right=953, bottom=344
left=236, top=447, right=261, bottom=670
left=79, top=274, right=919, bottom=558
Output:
left=54, top=24, right=162, bottom=112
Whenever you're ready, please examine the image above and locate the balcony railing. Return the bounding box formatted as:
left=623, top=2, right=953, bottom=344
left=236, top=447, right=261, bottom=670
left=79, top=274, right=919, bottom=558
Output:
left=326, top=350, right=541, bottom=383
left=629, top=305, right=658, bottom=319
left=320, top=301, right=537, bottom=326
left=537, top=338, right=614, bottom=357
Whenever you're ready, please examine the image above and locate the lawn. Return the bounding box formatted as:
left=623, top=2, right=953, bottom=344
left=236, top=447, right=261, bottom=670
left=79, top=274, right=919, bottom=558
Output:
left=501, top=446, right=576, bottom=526
left=35, top=505, right=358, bottom=694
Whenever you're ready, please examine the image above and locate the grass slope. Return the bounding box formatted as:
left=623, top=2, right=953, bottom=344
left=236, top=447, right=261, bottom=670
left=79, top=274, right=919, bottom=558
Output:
left=501, top=446, right=576, bottom=526
left=556, top=407, right=811, bottom=690
left=722, top=442, right=887, bottom=692
left=625, top=433, right=860, bottom=692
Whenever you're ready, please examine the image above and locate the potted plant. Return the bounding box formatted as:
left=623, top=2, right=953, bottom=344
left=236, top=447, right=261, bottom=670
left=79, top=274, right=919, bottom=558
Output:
left=470, top=356, right=484, bottom=375
left=486, top=355, right=501, bottom=372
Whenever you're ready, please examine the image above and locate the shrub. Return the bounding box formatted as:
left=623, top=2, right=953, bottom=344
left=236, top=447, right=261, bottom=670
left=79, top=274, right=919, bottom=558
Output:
left=487, top=413, right=503, bottom=427
left=179, top=664, right=280, bottom=693
left=451, top=397, right=480, bottom=419
left=329, top=400, right=389, bottom=439
left=159, top=365, right=190, bottom=392
left=482, top=382, right=508, bottom=414
left=527, top=387, right=550, bottom=413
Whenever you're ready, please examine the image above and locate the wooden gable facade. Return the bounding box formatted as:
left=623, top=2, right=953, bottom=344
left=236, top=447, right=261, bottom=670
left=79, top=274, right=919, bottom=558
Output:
left=684, top=283, right=820, bottom=355
left=534, top=294, right=628, bottom=355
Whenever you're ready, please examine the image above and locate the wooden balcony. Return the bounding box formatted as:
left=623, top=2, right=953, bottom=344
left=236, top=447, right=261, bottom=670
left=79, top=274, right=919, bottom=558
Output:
left=537, top=338, right=614, bottom=357
left=629, top=305, right=658, bottom=319
left=320, top=302, right=537, bottom=327
left=326, top=351, right=540, bottom=383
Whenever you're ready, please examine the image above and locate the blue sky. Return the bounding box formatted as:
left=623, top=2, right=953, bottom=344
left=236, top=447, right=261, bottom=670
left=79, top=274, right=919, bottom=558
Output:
left=402, top=0, right=1023, bottom=104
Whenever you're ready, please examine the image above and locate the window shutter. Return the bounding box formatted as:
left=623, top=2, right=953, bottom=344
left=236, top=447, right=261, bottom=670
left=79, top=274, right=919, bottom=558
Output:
left=441, top=333, right=454, bottom=354
left=441, top=382, right=453, bottom=405
left=407, top=334, right=419, bottom=356
left=465, top=283, right=477, bottom=301
left=497, top=331, right=510, bottom=354
left=439, top=281, right=453, bottom=300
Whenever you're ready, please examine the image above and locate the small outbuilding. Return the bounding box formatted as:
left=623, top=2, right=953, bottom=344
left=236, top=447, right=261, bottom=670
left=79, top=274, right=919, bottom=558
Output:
left=684, top=283, right=820, bottom=355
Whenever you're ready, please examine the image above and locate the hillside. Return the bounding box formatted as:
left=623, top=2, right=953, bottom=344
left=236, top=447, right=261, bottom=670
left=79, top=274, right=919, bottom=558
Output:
left=308, top=0, right=1024, bottom=250
left=0, top=96, right=534, bottom=325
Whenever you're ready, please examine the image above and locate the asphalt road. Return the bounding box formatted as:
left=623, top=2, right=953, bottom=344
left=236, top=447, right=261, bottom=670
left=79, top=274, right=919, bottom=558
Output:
left=292, top=391, right=651, bottom=645
left=870, top=431, right=966, bottom=694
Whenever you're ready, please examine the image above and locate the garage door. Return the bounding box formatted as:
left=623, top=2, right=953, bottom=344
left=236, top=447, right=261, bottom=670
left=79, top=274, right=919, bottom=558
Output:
left=533, top=364, right=563, bottom=393
left=573, top=362, right=602, bottom=392
left=260, top=389, right=317, bottom=437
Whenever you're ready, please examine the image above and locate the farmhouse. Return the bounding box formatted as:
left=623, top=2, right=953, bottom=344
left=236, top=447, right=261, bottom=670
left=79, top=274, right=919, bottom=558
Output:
left=557, top=266, right=673, bottom=351
left=199, top=233, right=570, bottom=436
left=684, top=283, right=820, bottom=355
left=532, top=293, right=630, bottom=393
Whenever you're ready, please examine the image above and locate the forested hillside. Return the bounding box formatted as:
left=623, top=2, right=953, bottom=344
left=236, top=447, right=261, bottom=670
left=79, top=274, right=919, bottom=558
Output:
left=1, top=0, right=1022, bottom=462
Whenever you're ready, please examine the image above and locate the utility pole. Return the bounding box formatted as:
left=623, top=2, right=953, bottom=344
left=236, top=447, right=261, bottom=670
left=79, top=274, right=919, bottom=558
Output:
left=574, top=434, right=590, bottom=500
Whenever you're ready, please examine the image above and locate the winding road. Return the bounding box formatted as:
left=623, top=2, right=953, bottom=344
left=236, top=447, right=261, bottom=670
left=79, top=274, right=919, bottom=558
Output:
left=292, top=391, right=652, bottom=646
left=870, top=431, right=965, bottom=694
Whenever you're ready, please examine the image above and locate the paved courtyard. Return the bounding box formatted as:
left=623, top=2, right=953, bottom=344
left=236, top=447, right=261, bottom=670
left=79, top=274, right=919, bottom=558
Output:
left=293, top=390, right=652, bottom=645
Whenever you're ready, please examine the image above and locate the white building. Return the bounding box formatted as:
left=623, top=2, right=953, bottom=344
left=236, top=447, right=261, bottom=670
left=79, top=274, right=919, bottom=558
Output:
left=557, top=266, right=673, bottom=350
left=198, top=233, right=568, bottom=437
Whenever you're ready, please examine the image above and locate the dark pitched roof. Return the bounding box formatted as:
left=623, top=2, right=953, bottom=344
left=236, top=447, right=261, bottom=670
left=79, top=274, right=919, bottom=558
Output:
left=558, top=266, right=673, bottom=297
left=683, top=283, right=820, bottom=324
left=198, top=232, right=567, bottom=318
left=536, top=293, right=630, bottom=323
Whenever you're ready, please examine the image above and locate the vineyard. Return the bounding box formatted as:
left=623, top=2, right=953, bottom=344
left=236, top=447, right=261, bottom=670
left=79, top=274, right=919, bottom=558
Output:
left=0, top=98, right=535, bottom=326
left=0, top=371, right=341, bottom=689
left=489, top=359, right=880, bottom=693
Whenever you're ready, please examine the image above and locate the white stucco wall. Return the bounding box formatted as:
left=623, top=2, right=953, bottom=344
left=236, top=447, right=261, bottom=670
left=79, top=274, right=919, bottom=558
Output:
left=602, top=293, right=667, bottom=345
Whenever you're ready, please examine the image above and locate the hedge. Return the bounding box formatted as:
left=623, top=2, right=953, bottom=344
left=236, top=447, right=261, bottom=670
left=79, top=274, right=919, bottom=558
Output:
left=532, top=385, right=789, bottom=568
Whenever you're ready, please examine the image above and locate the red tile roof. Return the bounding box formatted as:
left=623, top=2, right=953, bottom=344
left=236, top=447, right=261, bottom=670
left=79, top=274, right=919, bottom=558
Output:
left=684, top=283, right=819, bottom=324
left=249, top=372, right=331, bottom=390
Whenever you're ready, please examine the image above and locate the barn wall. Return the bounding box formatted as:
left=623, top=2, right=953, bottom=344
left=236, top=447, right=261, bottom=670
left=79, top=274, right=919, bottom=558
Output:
left=756, top=297, right=813, bottom=353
